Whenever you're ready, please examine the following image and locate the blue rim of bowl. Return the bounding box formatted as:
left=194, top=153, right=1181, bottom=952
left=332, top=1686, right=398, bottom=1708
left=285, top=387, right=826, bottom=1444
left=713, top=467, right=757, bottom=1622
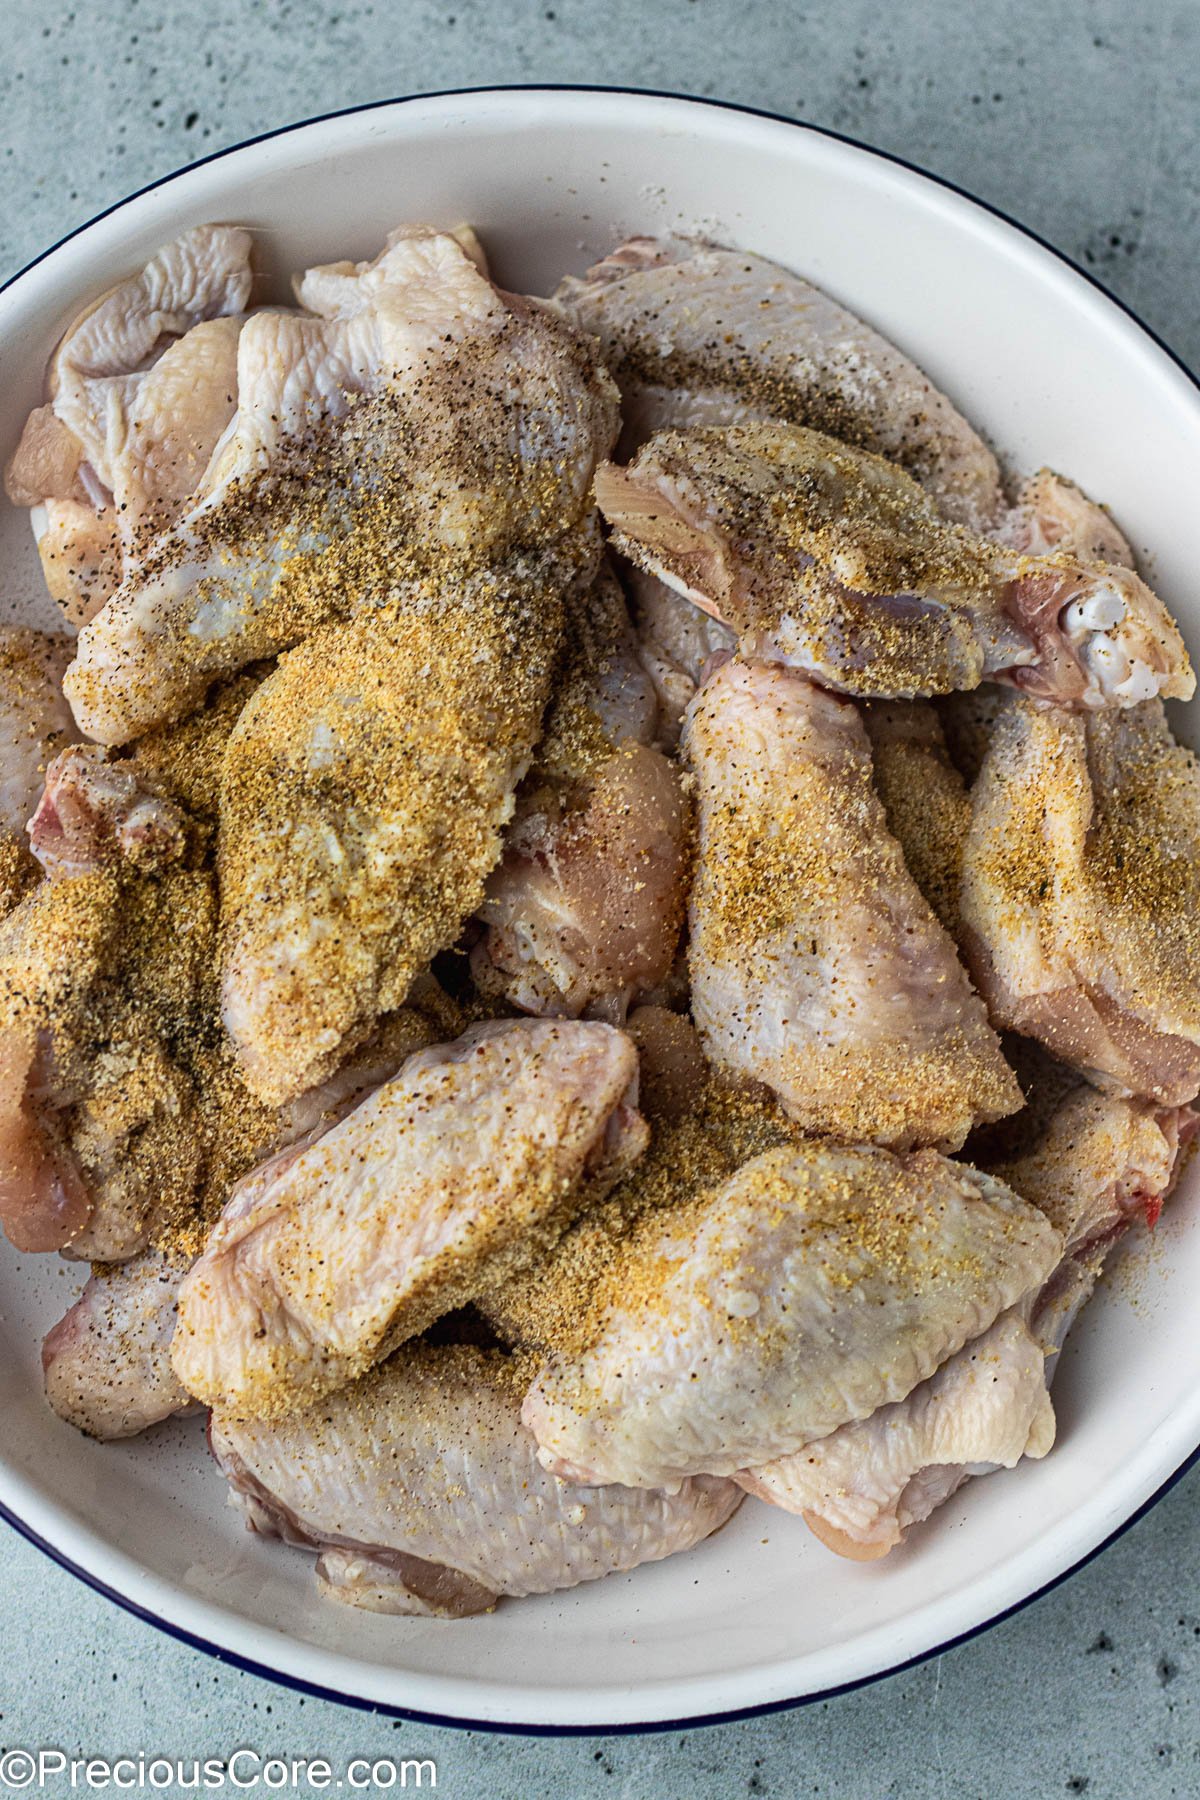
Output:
left=2, top=83, right=1199, bottom=1738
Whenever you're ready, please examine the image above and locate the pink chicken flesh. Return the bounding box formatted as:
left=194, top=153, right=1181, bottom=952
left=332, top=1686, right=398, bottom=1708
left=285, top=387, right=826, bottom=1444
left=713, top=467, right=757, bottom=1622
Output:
left=472, top=564, right=689, bottom=1021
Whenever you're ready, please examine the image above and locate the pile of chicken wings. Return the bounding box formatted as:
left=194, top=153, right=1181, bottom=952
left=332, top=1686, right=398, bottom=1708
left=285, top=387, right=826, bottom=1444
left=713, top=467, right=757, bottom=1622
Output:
left=2, top=220, right=1197, bottom=1614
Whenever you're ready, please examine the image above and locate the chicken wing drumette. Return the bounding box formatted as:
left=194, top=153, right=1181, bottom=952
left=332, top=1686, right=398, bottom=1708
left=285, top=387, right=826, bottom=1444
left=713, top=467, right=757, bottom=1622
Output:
left=960, top=695, right=1200, bottom=1103
left=682, top=657, right=1019, bottom=1149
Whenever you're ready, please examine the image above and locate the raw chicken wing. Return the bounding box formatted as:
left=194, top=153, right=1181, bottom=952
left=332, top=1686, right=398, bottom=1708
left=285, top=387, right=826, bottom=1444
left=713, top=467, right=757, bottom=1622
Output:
left=219, top=578, right=564, bottom=1105
left=42, top=1247, right=198, bottom=1439
left=596, top=424, right=1192, bottom=709
left=995, top=1081, right=1197, bottom=1333
left=172, top=1018, right=647, bottom=1418
left=471, top=564, right=690, bottom=1020
left=682, top=657, right=1019, bottom=1149
left=960, top=695, right=1200, bottom=1103
left=0, top=681, right=416, bottom=1260
left=6, top=226, right=251, bottom=625
left=555, top=236, right=1004, bottom=528
left=40, top=1006, right=438, bottom=1437
left=748, top=1080, right=1194, bottom=1558
left=738, top=1309, right=1054, bottom=1559
left=998, top=469, right=1135, bottom=568
left=212, top=1342, right=741, bottom=1615
left=522, top=1139, right=1060, bottom=1489
left=65, top=227, right=619, bottom=743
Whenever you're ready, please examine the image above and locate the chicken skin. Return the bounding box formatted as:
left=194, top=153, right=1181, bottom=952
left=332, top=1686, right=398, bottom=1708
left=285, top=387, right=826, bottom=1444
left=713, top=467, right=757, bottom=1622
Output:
left=746, top=1081, right=1194, bottom=1559
left=682, top=658, right=1019, bottom=1149
left=64, top=227, right=619, bottom=744
left=995, top=1081, right=1197, bottom=1323
left=522, top=1139, right=1060, bottom=1490
left=624, top=563, right=736, bottom=750
left=555, top=236, right=1004, bottom=529
left=38, top=1006, right=439, bottom=1439
left=998, top=469, right=1135, bottom=569
left=0, top=628, right=79, bottom=910
left=172, top=1019, right=647, bottom=1419
left=862, top=699, right=972, bottom=937
left=41, top=1247, right=198, bottom=1440
left=211, top=1342, right=741, bottom=1615
left=219, top=574, right=564, bottom=1105
left=596, top=424, right=1192, bottom=709
left=738, top=1309, right=1055, bottom=1559
left=5, top=225, right=251, bottom=627
left=960, top=695, right=1200, bottom=1104
left=471, top=563, right=690, bottom=1021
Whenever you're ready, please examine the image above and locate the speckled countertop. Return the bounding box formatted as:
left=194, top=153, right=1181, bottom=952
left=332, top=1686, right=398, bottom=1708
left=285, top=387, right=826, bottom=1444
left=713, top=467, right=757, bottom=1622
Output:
left=1, top=3, right=1199, bottom=1795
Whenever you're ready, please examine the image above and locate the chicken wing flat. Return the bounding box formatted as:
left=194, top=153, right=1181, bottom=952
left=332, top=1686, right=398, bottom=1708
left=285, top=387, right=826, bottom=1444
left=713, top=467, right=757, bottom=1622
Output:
left=171, top=1019, right=647, bottom=1419
left=745, top=1080, right=1194, bottom=1560
left=960, top=695, right=1200, bottom=1103
left=682, top=658, right=1019, bottom=1149
left=64, top=227, right=619, bottom=743
left=219, top=573, right=564, bottom=1105
left=555, top=236, right=1004, bottom=529
left=5, top=226, right=251, bottom=627
left=738, top=1309, right=1054, bottom=1560
left=596, top=424, right=1191, bottom=709
left=471, top=563, right=690, bottom=1021
left=211, top=1342, right=740, bottom=1615
left=521, top=1139, right=1061, bottom=1490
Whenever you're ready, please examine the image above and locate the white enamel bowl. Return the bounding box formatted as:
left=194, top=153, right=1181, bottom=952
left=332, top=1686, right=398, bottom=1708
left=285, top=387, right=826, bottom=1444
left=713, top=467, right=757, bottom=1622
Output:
left=1, top=88, right=1198, bottom=1733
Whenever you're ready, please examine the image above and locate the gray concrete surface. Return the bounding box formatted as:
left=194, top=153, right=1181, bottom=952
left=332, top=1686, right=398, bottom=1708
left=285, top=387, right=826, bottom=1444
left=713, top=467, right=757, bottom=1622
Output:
left=1, top=0, right=1198, bottom=1793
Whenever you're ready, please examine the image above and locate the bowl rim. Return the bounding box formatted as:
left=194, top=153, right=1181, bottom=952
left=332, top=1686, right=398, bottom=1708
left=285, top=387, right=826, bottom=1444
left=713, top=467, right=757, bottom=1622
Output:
left=3, top=80, right=1199, bottom=1737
